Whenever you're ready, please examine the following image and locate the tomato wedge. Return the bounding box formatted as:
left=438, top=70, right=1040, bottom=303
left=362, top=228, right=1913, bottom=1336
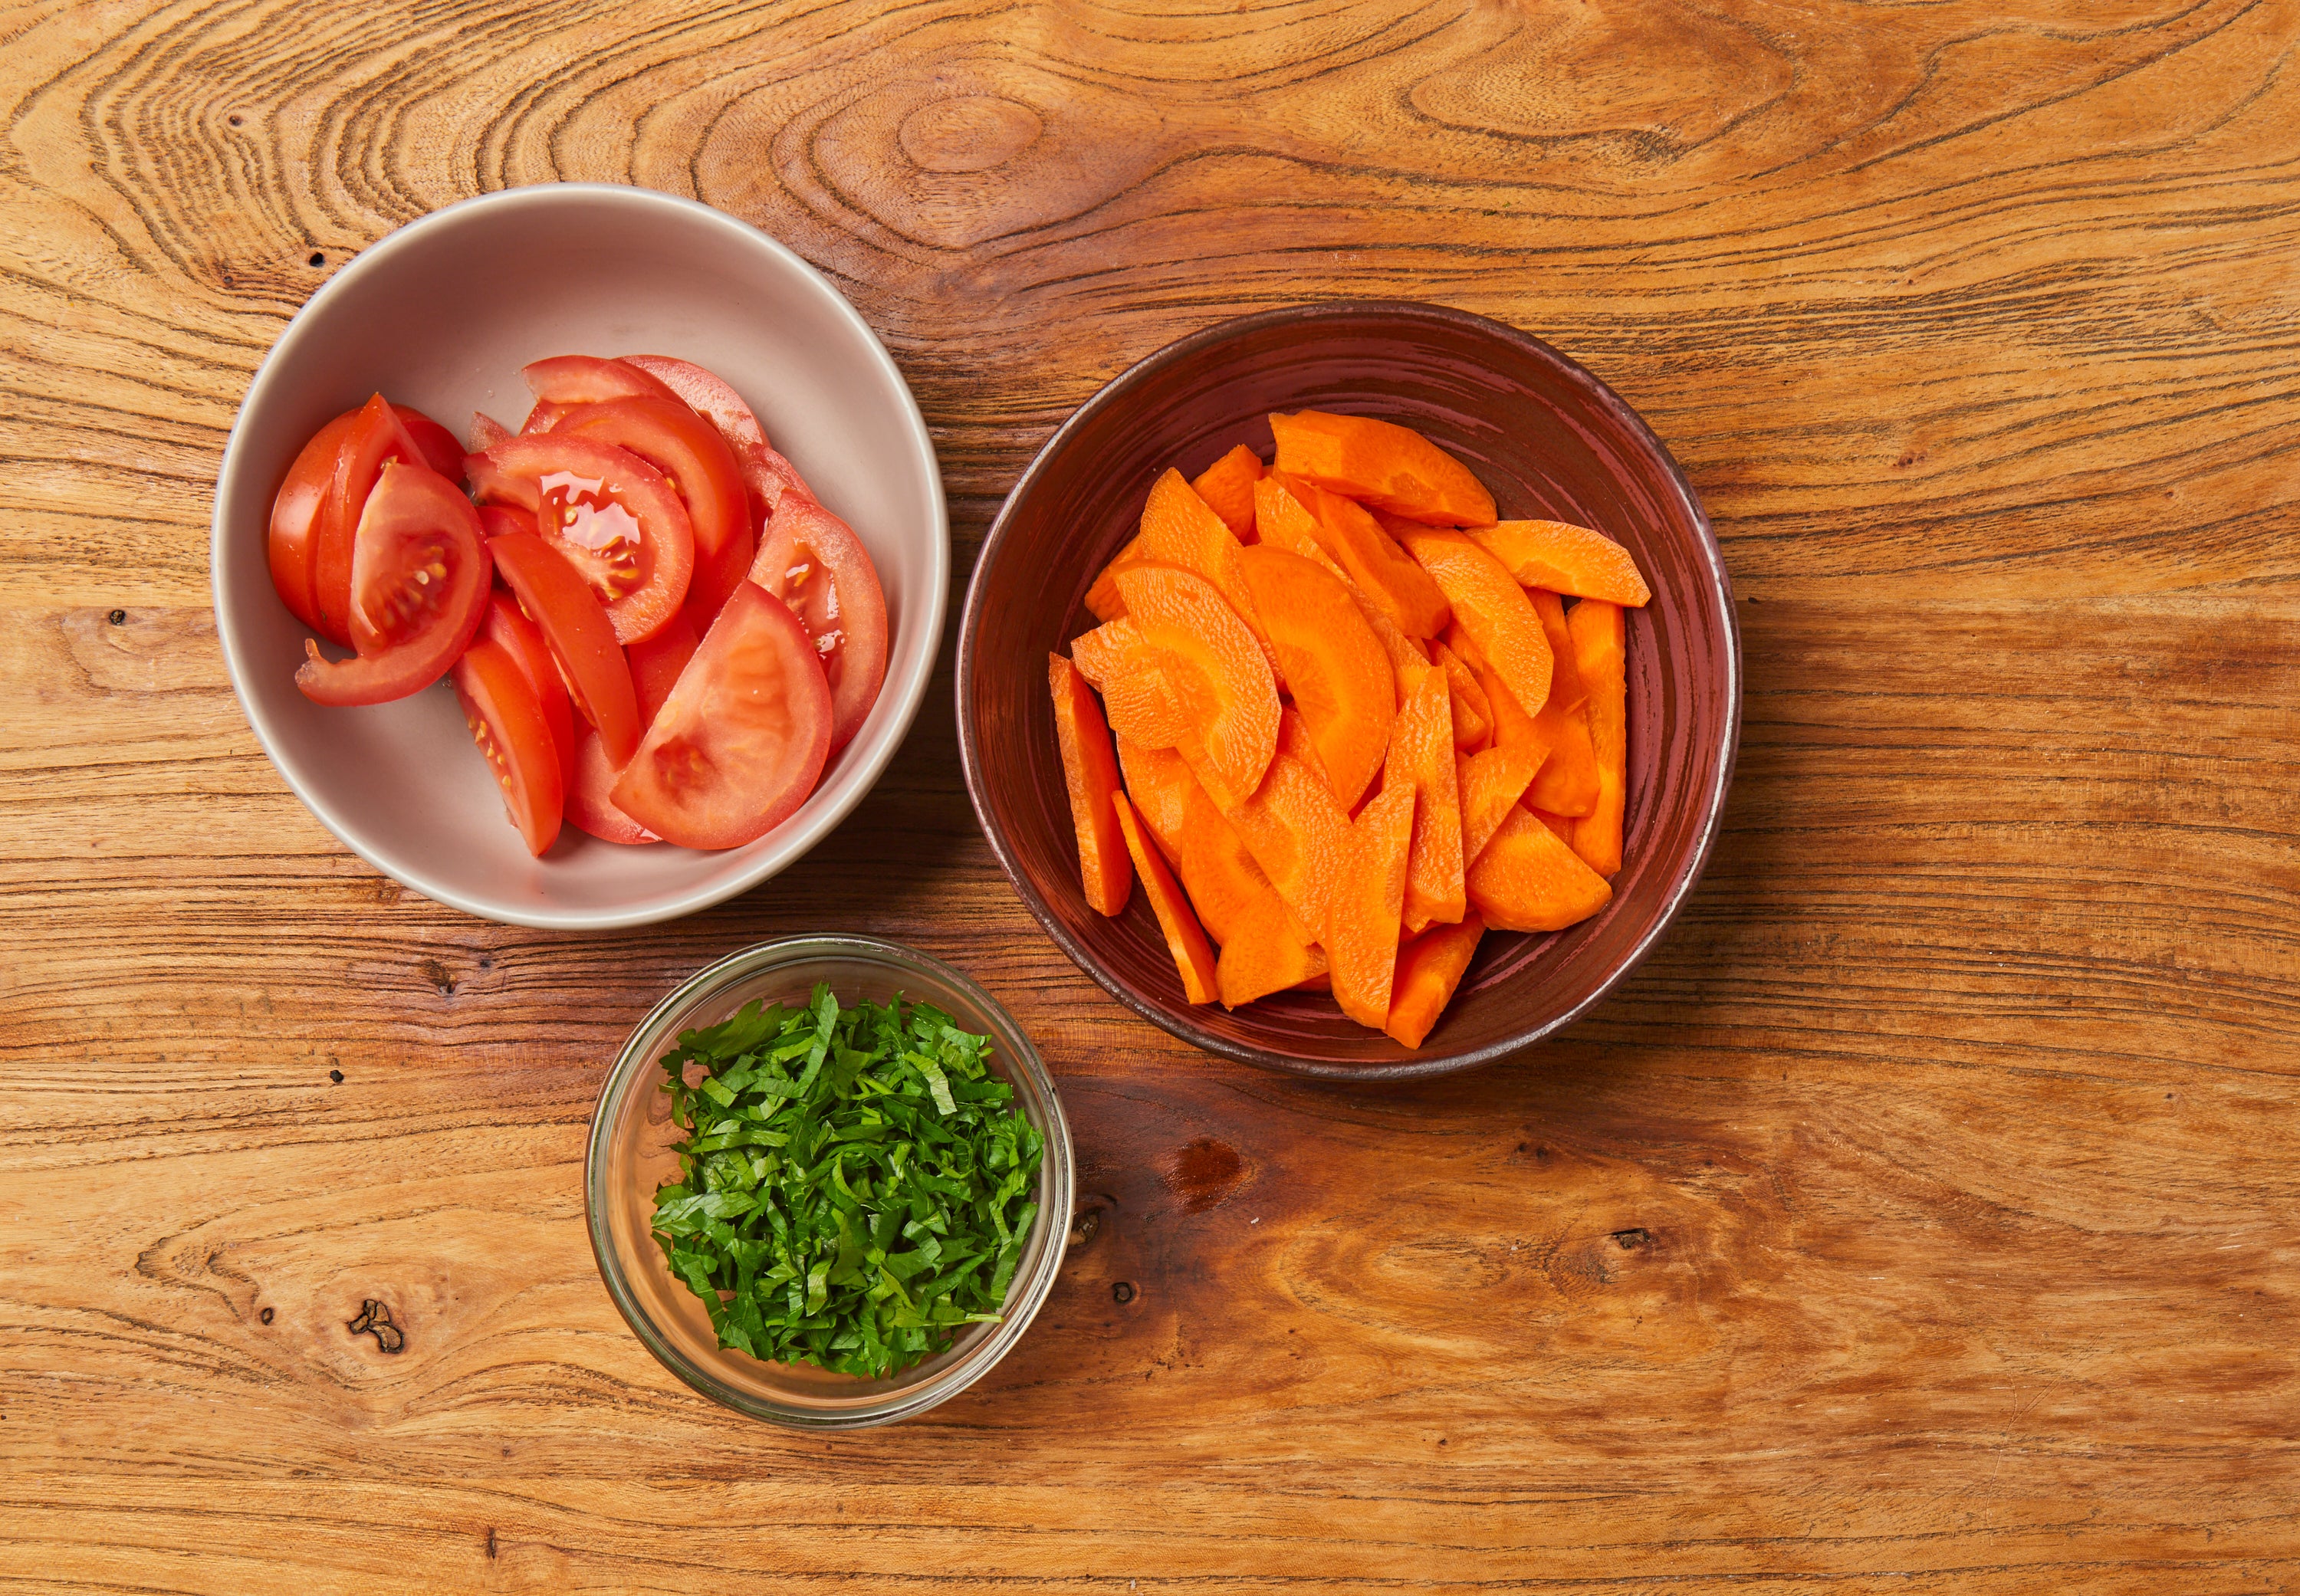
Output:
left=610, top=582, right=833, bottom=850
left=520, top=400, right=575, bottom=435
left=268, top=409, right=357, bottom=633
left=453, top=637, right=564, bottom=857
left=392, top=405, right=465, bottom=480
left=626, top=610, right=698, bottom=726
left=567, top=728, right=659, bottom=846
left=559, top=396, right=752, bottom=632
left=466, top=435, right=694, bottom=645
left=471, top=412, right=514, bottom=450
left=312, top=395, right=426, bottom=645
left=750, top=486, right=889, bottom=752
left=487, top=530, right=644, bottom=765
left=619, top=354, right=771, bottom=452
left=297, top=462, right=491, bottom=706
left=481, top=589, right=577, bottom=792
left=523, top=355, right=679, bottom=407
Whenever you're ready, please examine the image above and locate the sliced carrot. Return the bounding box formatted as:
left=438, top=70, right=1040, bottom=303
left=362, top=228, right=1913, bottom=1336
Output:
left=1467, top=520, right=1651, bottom=606
left=1280, top=475, right=1452, bottom=638
left=1525, top=589, right=1588, bottom=713
left=1474, top=658, right=1539, bottom=754
left=1394, top=524, right=1552, bottom=715
left=1464, top=806, right=1612, bottom=933
left=1385, top=913, right=1485, bottom=1049
left=1112, top=791, right=1219, bottom=1003
left=1385, top=666, right=1464, bottom=934
left=1329, top=777, right=1416, bottom=1028
left=1070, top=616, right=1146, bottom=689
left=1115, top=735, right=1194, bottom=868
left=1172, top=772, right=1295, bottom=947
left=1216, top=892, right=1329, bottom=1009
left=1191, top=445, right=1265, bottom=542
left=1099, top=657, right=1194, bottom=751
left=1294, top=970, right=1332, bottom=993
left=1530, top=806, right=1577, bottom=842
left=1520, top=588, right=1599, bottom=816
left=1235, top=543, right=1396, bottom=811
left=1198, top=712, right=1350, bottom=945
left=1083, top=531, right=1146, bottom=622
left=1256, top=478, right=1437, bottom=706
left=1135, top=468, right=1283, bottom=678
left=1112, top=562, right=1280, bottom=800
left=1049, top=654, right=1132, bottom=917
left=1457, top=745, right=1547, bottom=865
left=1268, top=410, right=1496, bottom=527
left=1567, top=598, right=1628, bottom=875
left=1428, top=640, right=1493, bottom=750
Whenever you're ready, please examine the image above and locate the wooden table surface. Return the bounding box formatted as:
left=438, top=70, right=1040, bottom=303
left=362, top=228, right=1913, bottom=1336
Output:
left=5, top=0, right=2297, bottom=1589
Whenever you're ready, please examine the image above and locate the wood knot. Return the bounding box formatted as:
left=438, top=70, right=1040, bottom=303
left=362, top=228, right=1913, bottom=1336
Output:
left=1068, top=1200, right=1109, bottom=1250
left=1611, top=1228, right=1653, bottom=1250
left=347, top=1299, right=404, bottom=1353
left=1112, top=1281, right=1136, bottom=1305
left=420, top=957, right=455, bottom=997
left=1164, top=1138, right=1245, bottom=1213
left=898, top=95, right=1043, bottom=173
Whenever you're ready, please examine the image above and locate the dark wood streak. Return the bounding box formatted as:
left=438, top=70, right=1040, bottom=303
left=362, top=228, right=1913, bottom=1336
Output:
left=2, top=0, right=2298, bottom=1588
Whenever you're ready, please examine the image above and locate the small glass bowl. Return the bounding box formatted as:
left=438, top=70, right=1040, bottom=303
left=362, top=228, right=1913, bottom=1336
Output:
left=585, top=935, right=1075, bottom=1427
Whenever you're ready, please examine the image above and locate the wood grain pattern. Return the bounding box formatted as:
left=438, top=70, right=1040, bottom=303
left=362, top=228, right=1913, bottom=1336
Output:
left=3, top=0, right=2297, bottom=1588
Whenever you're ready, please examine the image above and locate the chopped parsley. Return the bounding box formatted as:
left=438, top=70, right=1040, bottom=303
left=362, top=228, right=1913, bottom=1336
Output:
left=649, top=984, right=1044, bottom=1379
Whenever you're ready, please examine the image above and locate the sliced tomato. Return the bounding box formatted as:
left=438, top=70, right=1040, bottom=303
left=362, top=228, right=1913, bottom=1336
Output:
left=558, top=396, right=752, bottom=632
left=749, top=486, right=889, bottom=752
left=478, top=504, right=537, bottom=540
left=619, top=354, right=771, bottom=452
left=313, top=395, right=426, bottom=645
left=523, top=355, right=679, bottom=407
left=487, top=530, right=644, bottom=765
left=521, top=399, right=574, bottom=435
left=391, top=405, right=465, bottom=480
left=453, top=637, right=564, bottom=857
left=297, top=462, right=491, bottom=707
left=471, top=411, right=514, bottom=450
left=482, top=589, right=577, bottom=792
left=466, top=435, right=694, bottom=645
left=567, top=727, right=660, bottom=846
left=610, top=582, right=833, bottom=850
left=268, top=409, right=358, bottom=633
left=626, top=610, right=698, bottom=727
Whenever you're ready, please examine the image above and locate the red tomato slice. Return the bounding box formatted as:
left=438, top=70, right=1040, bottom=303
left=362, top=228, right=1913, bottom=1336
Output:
left=523, top=355, right=680, bottom=407
left=482, top=589, right=577, bottom=792
left=391, top=405, right=465, bottom=480
left=749, top=486, right=889, bottom=752
left=558, top=396, right=753, bottom=632
left=268, top=409, right=358, bottom=633
left=626, top=609, right=698, bottom=727
left=567, top=727, right=660, bottom=846
left=297, top=462, right=491, bottom=707
left=453, top=637, right=564, bottom=858
left=314, top=395, right=426, bottom=646
left=465, top=435, right=695, bottom=645
left=521, top=399, right=575, bottom=435
left=610, top=582, right=833, bottom=850
left=478, top=504, right=536, bottom=540
left=487, top=530, right=644, bottom=765
left=471, top=411, right=514, bottom=450
left=619, top=354, right=771, bottom=452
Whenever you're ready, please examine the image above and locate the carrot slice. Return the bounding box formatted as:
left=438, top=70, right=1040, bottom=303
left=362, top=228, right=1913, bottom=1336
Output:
left=1567, top=598, right=1628, bottom=875
left=1394, top=524, right=1552, bottom=715
left=1191, top=445, right=1265, bottom=542
left=1217, top=892, right=1329, bottom=1009
left=1457, top=745, right=1547, bottom=865
left=1430, top=640, right=1493, bottom=750
left=1112, top=792, right=1219, bottom=1003
left=1198, top=711, right=1350, bottom=946
left=1464, top=806, right=1612, bottom=932
left=1050, top=654, right=1132, bottom=917
left=1235, top=544, right=1396, bottom=811
left=1071, top=616, right=1147, bottom=689
left=1083, top=531, right=1146, bottom=622
left=1115, top=735, right=1193, bottom=868
left=1135, top=469, right=1283, bottom=679
left=1269, top=410, right=1496, bottom=527
left=1521, top=589, right=1599, bottom=816
left=1099, top=657, right=1196, bottom=752
left=1386, top=666, right=1465, bottom=934
left=1172, top=771, right=1297, bottom=947
left=1112, top=562, right=1280, bottom=799
left=1468, top=521, right=1651, bottom=606
left=1530, top=806, right=1577, bottom=841
left=1329, top=777, right=1416, bottom=1028
left=1277, top=475, right=1452, bottom=638
left=1385, top=913, right=1485, bottom=1049
left=1525, top=589, right=1588, bottom=713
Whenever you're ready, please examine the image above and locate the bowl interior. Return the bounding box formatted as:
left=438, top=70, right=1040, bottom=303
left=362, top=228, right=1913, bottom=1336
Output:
left=213, top=184, right=946, bottom=928
left=961, top=302, right=1737, bottom=1076
left=587, top=938, right=1074, bottom=1427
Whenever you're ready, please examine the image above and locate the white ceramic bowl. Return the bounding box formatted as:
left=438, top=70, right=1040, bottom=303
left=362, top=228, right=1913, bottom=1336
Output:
left=211, top=184, right=947, bottom=929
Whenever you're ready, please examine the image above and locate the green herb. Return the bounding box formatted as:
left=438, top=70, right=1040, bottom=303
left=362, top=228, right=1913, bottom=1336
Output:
left=649, top=984, right=1044, bottom=1379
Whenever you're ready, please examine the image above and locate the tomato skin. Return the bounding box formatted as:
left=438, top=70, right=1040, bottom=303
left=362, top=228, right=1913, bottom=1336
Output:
left=523, top=355, right=680, bottom=407
left=453, top=637, right=564, bottom=857
left=520, top=399, right=575, bottom=435
left=619, top=354, right=771, bottom=452
left=567, top=727, right=660, bottom=846
left=486, top=529, right=644, bottom=766
left=749, top=484, right=889, bottom=752
left=391, top=405, right=465, bottom=480
left=625, top=609, right=698, bottom=727
left=296, top=462, right=491, bottom=707
left=611, top=582, right=833, bottom=851
left=268, top=410, right=357, bottom=633
left=558, top=396, right=753, bottom=633
left=482, top=589, right=577, bottom=792
left=466, top=434, right=695, bottom=646
left=478, top=504, right=536, bottom=540
left=471, top=412, right=514, bottom=451
left=313, top=395, right=426, bottom=645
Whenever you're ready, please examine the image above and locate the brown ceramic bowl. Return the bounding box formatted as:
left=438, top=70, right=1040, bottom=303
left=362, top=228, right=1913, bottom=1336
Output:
left=958, top=301, right=1738, bottom=1079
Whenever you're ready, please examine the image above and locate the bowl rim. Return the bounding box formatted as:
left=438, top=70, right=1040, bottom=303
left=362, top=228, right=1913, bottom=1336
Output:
left=209, top=181, right=949, bottom=931
left=955, top=297, right=1741, bottom=1080
left=583, top=933, right=1076, bottom=1427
